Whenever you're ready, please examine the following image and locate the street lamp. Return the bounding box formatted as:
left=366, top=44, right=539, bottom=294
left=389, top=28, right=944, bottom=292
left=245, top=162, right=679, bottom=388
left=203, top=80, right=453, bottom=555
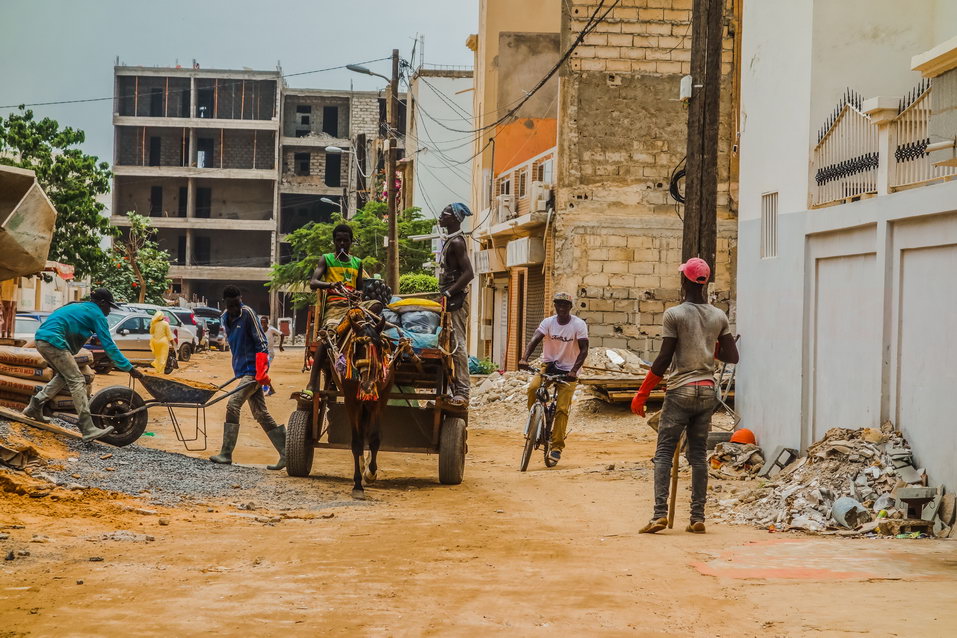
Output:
left=323, top=146, right=351, bottom=155
left=348, top=52, right=400, bottom=291
left=319, top=197, right=342, bottom=211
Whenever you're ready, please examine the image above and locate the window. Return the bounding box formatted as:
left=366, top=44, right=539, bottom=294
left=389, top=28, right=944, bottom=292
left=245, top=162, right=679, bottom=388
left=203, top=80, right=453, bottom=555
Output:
left=534, top=158, right=554, bottom=184
left=197, top=88, right=213, bottom=118
left=760, top=191, right=778, bottom=259
left=196, top=188, right=212, bottom=218
left=294, top=152, right=311, bottom=176
left=149, top=88, right=163, bottom=117
left=176, top=235, right=186, bottom=265
left=178, top=186, right=188, bottom=217
left=194, top=236, right=211, bottom=265
left=498, top=178, right=511, bottom=196
left=324, top=152, right=341, bottom=187
left=197, top=138, right=214, bottom=168
left=148, top=137, right=161, bottom=166
left=517, top=169, right=528, bottom=199
left=296, top=105, right=312, bottom=127
left=180, top=88, right=191, bottom=117
left=149, top=186, right=163, bottom=216
left=322, top=106, right=339, bottom=137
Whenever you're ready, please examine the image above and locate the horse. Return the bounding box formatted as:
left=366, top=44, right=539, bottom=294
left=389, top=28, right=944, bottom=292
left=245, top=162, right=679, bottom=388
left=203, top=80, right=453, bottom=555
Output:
left=337, top=305, right=399, bottom=499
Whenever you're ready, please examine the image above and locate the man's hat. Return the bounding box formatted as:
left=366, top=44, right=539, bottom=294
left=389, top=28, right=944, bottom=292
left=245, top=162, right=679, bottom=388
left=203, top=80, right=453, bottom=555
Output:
left=90, top=288, right=122, bottom=310
left=678, top=258, right=711, bottom=284
left=552, top=292, right=573, bottom=304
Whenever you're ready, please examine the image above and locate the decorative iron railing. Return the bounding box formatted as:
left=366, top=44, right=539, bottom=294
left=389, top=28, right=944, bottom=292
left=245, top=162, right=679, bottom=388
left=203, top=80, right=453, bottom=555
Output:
left=811, top=90, right=878, bottom=206
left=891, top=79, right=957, bottom=188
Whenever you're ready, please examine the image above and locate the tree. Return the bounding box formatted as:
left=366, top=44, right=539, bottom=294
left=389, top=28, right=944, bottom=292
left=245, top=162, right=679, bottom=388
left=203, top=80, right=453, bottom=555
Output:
left=93, top=213, right=171, bottom=304
left=0, top=107, right=114, bottom=279
left=398, top=273, right=439, bottom=294
left=269, top=201, right=435, bottom=307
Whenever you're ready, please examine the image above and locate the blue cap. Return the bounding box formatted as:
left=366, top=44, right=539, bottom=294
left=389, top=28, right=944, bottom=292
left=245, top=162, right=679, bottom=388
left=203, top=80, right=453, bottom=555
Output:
left=449, top=202, right=472, bottom=222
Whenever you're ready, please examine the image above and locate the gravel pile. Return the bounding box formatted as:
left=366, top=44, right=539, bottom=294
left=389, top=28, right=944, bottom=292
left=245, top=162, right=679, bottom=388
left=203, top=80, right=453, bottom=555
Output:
left=0, top=420, right=343, bottom=509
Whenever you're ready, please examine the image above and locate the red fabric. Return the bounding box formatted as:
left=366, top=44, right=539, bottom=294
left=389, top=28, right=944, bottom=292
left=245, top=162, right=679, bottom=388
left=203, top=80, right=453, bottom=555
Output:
left=255, top=352, right=271, bottom=386
left=687, top=379, right=715, bottom=387
left=631, top=371, right=663, bottom=417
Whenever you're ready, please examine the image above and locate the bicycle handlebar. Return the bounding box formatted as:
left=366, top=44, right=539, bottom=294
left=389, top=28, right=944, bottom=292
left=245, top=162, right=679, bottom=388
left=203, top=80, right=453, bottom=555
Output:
left=523, top=366, right=570, bottom=383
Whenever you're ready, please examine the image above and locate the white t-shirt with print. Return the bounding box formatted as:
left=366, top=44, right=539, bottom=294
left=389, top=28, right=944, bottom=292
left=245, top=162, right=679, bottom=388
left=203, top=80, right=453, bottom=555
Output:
left=537, top=315, right=588, bottom=372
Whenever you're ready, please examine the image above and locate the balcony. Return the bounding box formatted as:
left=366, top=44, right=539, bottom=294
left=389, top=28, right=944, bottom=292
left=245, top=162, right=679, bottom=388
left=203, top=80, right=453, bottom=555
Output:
left=168, top=265, right=271, bottom=281
left=477, top=148, right=555, bottom=240
left=811, top=82, right=957, bottom=208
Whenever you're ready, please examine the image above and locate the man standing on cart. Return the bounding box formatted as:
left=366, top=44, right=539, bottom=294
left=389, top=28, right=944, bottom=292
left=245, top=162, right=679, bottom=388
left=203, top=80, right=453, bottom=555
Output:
left=210, top=286, right=286, bottom=470
left=438, top=203, right=474, bottom=408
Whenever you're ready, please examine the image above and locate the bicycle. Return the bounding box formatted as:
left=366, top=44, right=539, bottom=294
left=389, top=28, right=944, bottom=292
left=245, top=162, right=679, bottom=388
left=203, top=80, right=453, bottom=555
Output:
left=519, top=367, right=570, bottom=471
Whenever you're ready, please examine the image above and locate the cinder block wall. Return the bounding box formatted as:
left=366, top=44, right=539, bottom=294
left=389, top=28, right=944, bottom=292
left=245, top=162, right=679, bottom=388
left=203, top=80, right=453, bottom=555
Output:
left=553, top=0, right=737, bottom=359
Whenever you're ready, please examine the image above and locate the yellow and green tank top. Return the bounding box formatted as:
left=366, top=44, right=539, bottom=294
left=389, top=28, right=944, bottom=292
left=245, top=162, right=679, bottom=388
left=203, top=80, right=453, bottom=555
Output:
left=322, top=253, right=362, bottom=301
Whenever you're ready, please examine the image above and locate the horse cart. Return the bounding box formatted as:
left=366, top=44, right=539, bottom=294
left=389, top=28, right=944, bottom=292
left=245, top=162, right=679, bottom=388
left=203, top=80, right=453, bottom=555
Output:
left=286, top=293, right=468, bottom=489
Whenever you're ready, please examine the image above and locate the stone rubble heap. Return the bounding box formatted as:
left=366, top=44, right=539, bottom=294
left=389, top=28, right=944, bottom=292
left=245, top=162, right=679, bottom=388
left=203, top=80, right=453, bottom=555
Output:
left=712, top=422, right=954, bottom=535
left=582, top=347, right=649, bottom=375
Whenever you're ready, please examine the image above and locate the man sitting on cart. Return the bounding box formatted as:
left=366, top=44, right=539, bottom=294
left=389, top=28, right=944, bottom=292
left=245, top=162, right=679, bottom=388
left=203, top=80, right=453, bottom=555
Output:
left=309, top=223, right=368, bottom=329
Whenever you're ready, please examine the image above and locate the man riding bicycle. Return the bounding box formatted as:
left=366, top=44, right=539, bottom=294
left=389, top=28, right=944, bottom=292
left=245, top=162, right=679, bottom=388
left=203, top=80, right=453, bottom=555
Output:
left=519, top=292, right=589, bottom=466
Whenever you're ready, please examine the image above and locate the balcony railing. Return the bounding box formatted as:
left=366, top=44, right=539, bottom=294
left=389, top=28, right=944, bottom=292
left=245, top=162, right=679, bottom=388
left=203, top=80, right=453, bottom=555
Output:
left=811, top=83, right=957, bottom=207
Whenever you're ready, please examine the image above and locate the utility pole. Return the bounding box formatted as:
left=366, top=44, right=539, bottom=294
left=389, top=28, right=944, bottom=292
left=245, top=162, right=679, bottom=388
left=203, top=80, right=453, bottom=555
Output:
left=386, top=48, right=401, bottom=291
left=682, top=0, right=723, bottom=272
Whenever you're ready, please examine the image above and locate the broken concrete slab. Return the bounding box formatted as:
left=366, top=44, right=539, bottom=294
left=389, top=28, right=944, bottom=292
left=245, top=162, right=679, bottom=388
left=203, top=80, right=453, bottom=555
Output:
left=876, top=519, right=934, bottom=536
left=757, top=446, right=800, bottom=478
left=938, top=493, right=956, bottom=526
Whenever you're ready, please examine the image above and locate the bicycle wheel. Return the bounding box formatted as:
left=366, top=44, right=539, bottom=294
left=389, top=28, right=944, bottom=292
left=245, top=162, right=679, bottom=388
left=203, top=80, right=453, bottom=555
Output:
left=520, top=403, right=544, bottom=472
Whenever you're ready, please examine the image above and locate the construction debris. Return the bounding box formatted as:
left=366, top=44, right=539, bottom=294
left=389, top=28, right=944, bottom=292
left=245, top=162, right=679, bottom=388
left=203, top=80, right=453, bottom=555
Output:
left=713, top=422, right=952, bottom=536
left=708, top=442, right=764, bottom=477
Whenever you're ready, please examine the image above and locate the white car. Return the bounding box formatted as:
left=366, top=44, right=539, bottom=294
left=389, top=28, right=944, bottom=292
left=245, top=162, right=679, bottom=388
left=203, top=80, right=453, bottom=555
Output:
left=123, top=303, right=197, bottom=361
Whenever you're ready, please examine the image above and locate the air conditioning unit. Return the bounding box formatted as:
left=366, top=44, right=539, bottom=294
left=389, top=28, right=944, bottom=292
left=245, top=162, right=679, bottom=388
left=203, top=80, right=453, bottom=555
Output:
left=530, top=181, right=551, bottom=212
left=496, top=194, right=515, bottom=221
left=474, top=248, right=506, bottom=274
left=506, top=237, right=545, bottom=267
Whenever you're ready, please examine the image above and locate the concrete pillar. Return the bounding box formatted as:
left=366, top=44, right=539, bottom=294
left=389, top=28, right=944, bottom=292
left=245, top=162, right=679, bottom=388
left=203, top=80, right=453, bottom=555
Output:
left=185, top=229, right=193, bottom=267
left=189, top=76, right=197, bottom=119
left=863, top=96, right=901, bottom=196
left=186, top=177, right=195, bottom=218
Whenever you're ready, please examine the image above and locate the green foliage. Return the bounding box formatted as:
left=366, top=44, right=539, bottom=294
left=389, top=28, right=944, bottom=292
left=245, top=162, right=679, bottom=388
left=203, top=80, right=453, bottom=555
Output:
left=0, top=107, right=114, bottom=278
left=269, top=201, right=436, bottom=294
left=92, top=213, right=170, bottom=304
left=472, top=357, right=500, bottom=375
left=398, top=273, right=439, bottom=294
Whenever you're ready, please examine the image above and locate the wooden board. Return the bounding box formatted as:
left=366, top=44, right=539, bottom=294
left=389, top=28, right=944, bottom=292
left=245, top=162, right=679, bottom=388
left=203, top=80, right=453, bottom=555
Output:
left=0, top=405, right=82, bottom=440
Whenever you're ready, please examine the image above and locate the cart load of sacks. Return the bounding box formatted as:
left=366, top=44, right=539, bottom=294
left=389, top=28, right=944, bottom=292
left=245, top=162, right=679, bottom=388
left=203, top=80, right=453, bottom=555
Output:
left=0, top=346, right=94, bottom=412
left=382, top=298, right=443, bottom=351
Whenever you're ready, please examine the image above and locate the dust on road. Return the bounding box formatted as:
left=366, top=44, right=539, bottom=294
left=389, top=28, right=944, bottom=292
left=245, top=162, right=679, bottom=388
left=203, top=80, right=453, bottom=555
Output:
left=1, top=349, right=956, bottom=637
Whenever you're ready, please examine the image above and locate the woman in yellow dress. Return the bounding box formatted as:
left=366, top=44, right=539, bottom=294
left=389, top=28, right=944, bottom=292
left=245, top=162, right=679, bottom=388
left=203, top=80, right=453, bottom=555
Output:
left=149, top=310, right=173, bottom=374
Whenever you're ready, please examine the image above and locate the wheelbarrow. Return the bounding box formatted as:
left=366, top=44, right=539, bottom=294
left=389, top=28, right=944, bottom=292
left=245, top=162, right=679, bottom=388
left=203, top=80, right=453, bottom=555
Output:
left=85, top=375, right=259, bottom=450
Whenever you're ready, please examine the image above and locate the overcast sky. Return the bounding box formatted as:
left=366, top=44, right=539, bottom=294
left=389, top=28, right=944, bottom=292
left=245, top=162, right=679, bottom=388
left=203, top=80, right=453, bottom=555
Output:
left=0, top=0, right=478, bottom=163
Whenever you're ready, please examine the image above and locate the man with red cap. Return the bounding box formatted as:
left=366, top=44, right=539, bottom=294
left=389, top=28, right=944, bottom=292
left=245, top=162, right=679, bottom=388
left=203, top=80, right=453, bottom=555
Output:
left=631, top=258, right=738, bottom=534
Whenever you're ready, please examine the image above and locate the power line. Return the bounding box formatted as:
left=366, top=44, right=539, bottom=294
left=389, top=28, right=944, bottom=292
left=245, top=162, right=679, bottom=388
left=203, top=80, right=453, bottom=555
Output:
left=0, top=57, right=391, bottom=110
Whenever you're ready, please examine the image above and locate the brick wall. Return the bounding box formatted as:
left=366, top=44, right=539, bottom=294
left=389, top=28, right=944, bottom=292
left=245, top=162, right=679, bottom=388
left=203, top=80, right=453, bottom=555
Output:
left=350, top=95, right=381, bottom=138
left=280, top=149, right=348, bottom=187
left=551, top=0, right=738, bottom=358
left=283, top=95, right=351, bottom=138
left=219, top=130, right=275, bottom=170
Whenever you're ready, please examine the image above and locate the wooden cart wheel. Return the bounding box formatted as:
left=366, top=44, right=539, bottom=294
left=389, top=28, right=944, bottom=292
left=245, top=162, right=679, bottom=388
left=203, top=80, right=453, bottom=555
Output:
left=439, top=416, right=466, bottom=485
left=286, top=409, right=315, bottom=477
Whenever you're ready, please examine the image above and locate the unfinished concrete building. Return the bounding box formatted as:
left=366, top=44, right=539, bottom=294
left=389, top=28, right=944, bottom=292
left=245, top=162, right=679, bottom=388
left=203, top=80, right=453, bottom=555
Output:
left=112, top=66, right=281, bottom=314
left=111, top=65, right=401, bottom=317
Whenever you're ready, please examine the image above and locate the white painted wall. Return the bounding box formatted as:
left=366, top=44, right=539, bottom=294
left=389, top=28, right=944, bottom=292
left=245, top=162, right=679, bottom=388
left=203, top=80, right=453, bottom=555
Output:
left=737, top=1, right=957, bottom=490
left=408, top=74, right=474, bottom=220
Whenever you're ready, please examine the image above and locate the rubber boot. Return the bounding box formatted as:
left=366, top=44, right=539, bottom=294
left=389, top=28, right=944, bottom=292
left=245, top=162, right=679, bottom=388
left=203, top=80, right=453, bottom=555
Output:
left=265, top=425, right=286, bottom=471
left=77, top=413, right=115, bottom=443
left=210, top=422, right=240, bottom=464
left=23, top=396, right=49, bottom=424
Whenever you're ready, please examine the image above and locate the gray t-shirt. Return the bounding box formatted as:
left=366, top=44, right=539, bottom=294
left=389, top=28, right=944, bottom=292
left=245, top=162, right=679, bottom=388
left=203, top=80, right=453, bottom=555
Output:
left=662, top=302, right=731, bottom=389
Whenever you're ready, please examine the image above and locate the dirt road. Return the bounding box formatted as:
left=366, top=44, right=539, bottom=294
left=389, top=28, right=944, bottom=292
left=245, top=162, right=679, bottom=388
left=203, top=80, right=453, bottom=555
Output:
left=2, top=350, right=956, bottom=636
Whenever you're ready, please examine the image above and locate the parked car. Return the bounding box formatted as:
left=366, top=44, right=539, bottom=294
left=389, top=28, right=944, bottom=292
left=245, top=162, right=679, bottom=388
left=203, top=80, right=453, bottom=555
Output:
left=85, top=309, right=177, bottom=374
left=169, top=308, right=206, bottom=352
left=13, top=314, right=44, bottom=343
left=123, top=303, right=195, bottom=361
left=197, top=316, right=226, bottom=351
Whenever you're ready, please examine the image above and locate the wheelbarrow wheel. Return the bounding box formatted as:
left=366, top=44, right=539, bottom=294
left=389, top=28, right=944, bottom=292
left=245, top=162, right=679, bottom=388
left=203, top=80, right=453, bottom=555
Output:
left=439, top=416, right=466, bottom=485
left=89, top=386, right=148, bottom=447
left=286, top=409, right=314, bottom=477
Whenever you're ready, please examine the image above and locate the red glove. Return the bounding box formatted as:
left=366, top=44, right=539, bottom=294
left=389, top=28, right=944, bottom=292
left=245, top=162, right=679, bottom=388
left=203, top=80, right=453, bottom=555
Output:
left=255, top=352, right=271, bottom=386
left=631, top=371, right=663, bottom=417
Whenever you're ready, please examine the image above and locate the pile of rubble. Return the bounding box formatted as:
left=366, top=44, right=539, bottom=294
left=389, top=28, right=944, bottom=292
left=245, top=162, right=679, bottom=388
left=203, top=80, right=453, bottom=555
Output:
left=582, top=348, right=649, bottom=376
left=713, top=423, right=955, bottom=536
